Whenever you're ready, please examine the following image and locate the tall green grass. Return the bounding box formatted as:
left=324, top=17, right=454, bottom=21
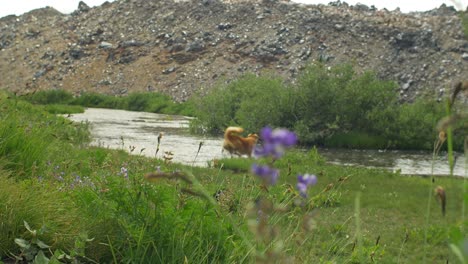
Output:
left=0, top=97, right=89, bottom=178
left=0, top=175, right=85, bottom=257
left=0, top=93, right=246, bottom=262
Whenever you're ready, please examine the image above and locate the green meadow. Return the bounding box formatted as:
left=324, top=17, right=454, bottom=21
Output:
left=0, top=89, right=466, bottom=263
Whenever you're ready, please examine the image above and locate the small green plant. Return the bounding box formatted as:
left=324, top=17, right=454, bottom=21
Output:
left=14, top=221, right=51, bottom=263
left=14, top=221, right=95, bottom=263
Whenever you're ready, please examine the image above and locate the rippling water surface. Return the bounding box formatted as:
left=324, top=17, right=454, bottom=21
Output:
left=67, top=108, right=223, bottom=167
left=67, top=108, right=466, bottom=176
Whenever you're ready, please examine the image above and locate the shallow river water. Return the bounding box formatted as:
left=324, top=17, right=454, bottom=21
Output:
left=67, top=108, right=466, bottom=177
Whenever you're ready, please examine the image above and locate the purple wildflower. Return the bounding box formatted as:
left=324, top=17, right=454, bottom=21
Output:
left=120, top=167, right=129, bottom=179
left=257, top=209, right=265, bottom=223
left=251, top=164, right=279, bottom=185
left=254, top=127, right=298, bottom=158
left=74, top=175, right=83, bottom=184
left=296, top=174, right=317, bottom=197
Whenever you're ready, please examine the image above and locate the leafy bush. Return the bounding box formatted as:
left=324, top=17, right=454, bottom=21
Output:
left=190, top=63, right=455, bottom=150
left=191, top=74, right=289, bottom=134
left=292, top=64, right=397, bottom=144
left=364, top=96, right=448, bottom=149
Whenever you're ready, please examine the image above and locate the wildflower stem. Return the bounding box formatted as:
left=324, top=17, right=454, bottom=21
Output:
left=191, top=141, right=203, bottom=167
left=463, top=138, right=467, bottom=228
left=423, top=132, right=440, bottom=263
left=445, top=99, right=454, bottom=176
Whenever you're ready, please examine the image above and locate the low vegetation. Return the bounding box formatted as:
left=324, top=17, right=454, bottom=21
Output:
left=0, top=91, right=466, bottom=263
left=191, top=63, right=464, bottom=150
left=20, top=90, right=195, bottom=116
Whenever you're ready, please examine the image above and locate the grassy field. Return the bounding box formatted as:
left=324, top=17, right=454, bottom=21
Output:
left=0, top=92, right=466, bottom=263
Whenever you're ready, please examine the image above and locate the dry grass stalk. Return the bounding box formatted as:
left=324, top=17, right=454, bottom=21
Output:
left=434, top=186, right=446, bottom=216
left=144, top=171, right=193, bottom=184
left=155, top=132, right=163, bottom=157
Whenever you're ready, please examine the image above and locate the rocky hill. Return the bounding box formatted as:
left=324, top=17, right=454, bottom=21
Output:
left=0, top=0, right=467, bottom=102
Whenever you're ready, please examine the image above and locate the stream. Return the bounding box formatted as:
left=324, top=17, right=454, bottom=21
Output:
left=66, top=108, right=466, bottom=177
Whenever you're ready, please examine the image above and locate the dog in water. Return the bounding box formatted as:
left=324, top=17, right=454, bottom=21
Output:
left=222, top=126, right=259, bottom=157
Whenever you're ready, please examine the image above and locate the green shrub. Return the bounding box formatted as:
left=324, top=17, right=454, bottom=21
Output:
left=190, top=63, right=458, bottom=150
left=191, top=74, right=289, bottom=134
left=126, top=93, right=151, bottom=111
left=367, top=98, right=446, bottom=150
left=292, top=63, right=397, bottom=144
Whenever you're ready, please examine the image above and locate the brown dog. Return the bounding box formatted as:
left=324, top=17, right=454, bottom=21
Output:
left=222, top=126, right=259, bottom=157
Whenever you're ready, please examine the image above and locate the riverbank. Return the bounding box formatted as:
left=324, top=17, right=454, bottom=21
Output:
left=66, top=107, right=467, bottom=177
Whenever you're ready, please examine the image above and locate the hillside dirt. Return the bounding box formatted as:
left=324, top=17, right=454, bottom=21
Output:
left=0, top=0, right=467, bottom=102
